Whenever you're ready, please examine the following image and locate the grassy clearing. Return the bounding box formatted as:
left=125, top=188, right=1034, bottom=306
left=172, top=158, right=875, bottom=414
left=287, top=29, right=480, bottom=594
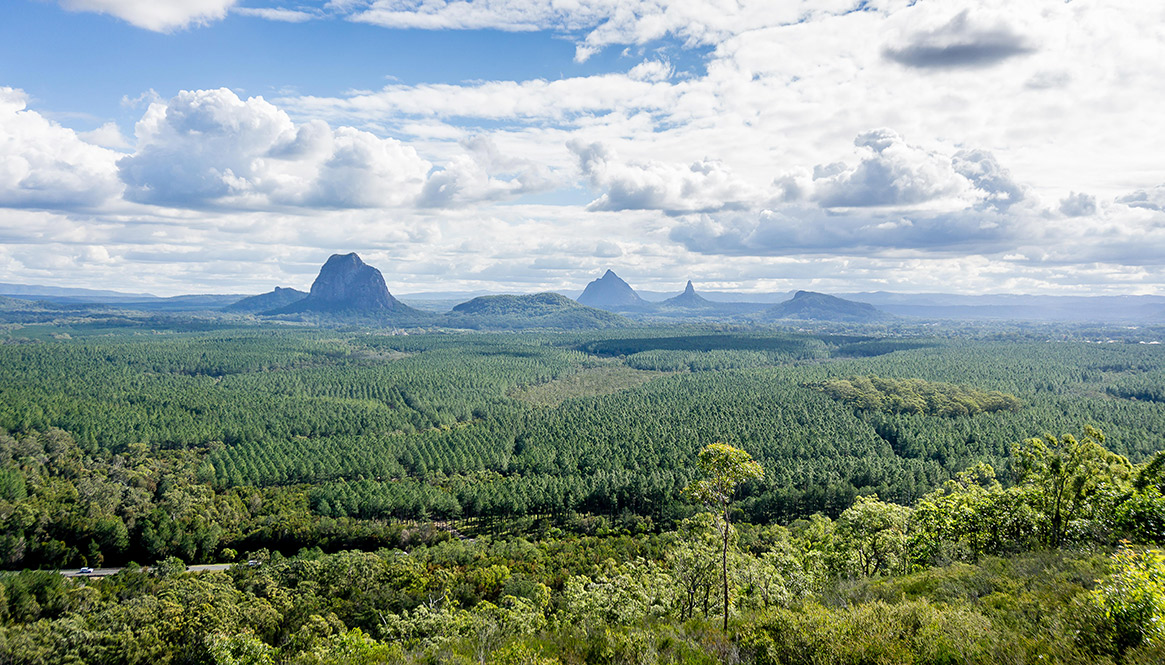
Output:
left=511, top=362, right=669, bottom=407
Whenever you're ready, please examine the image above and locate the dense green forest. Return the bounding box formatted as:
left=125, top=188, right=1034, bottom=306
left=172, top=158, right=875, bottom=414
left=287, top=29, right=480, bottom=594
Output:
left=3, top=325, right=1165, bottom=566
left=2, top=320, right=1165, bottom=662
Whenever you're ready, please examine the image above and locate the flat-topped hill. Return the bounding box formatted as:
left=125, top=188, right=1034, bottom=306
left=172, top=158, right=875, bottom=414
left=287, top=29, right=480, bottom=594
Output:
left=764, top=290, right=890, bottom=322
left=447, top=292, right=630, bottom=329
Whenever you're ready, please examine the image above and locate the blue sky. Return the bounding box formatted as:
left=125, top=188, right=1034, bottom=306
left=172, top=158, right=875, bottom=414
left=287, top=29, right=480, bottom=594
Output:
left=1, top=2, right=652, bottom=129
left=2, top=1, right=1165, bottom=296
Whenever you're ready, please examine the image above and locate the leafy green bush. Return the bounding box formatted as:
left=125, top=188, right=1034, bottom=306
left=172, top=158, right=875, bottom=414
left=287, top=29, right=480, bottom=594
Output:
left=1088, top=546, right=1165, bottom=655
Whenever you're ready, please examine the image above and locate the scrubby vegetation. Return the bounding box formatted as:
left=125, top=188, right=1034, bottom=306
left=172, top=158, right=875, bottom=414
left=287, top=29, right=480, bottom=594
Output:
left=2, top=431, right=1164, bottom=663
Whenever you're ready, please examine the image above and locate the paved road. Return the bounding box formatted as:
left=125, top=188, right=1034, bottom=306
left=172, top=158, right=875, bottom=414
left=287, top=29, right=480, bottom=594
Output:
left=60, top=563, right=234, bottom=578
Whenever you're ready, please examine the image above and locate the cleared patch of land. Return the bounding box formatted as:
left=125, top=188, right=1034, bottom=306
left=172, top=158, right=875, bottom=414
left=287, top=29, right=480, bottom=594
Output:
left=511, top=363, right=667, bottom=406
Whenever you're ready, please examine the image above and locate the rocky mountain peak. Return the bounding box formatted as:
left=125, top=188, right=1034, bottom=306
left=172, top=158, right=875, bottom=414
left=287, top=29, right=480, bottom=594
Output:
left=276, top=253, right=407, bottom=313
left=662, top=279, right=713, bottom=309
left=577, top=269, right=646, bottom=310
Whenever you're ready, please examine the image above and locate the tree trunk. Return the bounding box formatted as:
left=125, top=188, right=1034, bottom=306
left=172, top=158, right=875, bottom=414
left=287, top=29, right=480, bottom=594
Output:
left=722, top=506, right=729, bottom=632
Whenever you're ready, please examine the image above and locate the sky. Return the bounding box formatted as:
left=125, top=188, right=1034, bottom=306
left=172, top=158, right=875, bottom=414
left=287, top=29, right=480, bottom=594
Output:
left=2, top=0, right=1165, bottom=297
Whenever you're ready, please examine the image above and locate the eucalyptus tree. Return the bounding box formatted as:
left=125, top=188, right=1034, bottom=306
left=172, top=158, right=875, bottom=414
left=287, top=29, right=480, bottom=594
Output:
left=685, top=442, right=764, bottom=631
left=1012, top=426, right=1132, bottom=547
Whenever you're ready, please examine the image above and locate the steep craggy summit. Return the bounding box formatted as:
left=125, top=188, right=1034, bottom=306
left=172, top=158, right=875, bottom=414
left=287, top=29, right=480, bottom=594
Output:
left=269, top=253, right=418, bottom=316
left=576, top=270, right=649, bottom=311
left=661, top=280, right=715, bottom=309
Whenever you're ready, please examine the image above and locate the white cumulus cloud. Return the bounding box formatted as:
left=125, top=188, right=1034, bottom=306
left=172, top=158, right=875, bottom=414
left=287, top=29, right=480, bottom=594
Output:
left=418, top=136, right=556, bottom=208
left=951, top=149, right=1026, bottom=211
left=0, top=87, right=123, bottom=209
left=1059, top=191, right=1097, bottom=218
left=78, top=121, right=132, bottom=150
left=1116, top=186, right=1165, bottom=213
left=808, top=129, right=973, bottom=209
left=668, top=129, right=1039, bottom=257
left=117, top=88, right=432, bottom=209
left=56, top=0, right=238, bottom=32
left=570, top=140, right=758, bottom=214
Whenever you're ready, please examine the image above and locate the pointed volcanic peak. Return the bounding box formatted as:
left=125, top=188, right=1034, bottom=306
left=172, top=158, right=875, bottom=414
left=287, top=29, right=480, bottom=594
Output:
left=764, top=291, right=891, bottom=322
left=224, top=287, right=307, bottom=314
left=576, top=269, right=650, bottom=311
left=269, top=253, right=424, bottom=319
left=661, top=280, right=716, bottom=309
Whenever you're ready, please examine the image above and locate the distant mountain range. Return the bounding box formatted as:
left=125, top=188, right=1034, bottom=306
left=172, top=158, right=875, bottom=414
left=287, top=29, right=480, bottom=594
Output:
left=217, top=256, right=627, bottom=329
left=569, top=270, right=884, bottom=321
left=839, top=292, right=1165, bottom=322
left=4, top=260, right=1165, bottom=325
left=0, top=282, right=156, bottom=301
left=0, top=282, right=245, bottom=310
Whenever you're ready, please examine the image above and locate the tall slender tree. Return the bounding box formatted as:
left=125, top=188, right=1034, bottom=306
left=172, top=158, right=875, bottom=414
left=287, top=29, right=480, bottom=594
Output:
left=685, top=442, right=764, bottom=631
